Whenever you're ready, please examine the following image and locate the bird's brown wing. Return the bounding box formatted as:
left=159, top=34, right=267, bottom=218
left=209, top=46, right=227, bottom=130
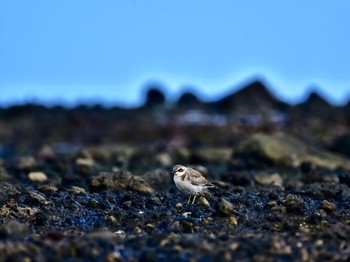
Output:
left=188, top=168, right=210, bottom=186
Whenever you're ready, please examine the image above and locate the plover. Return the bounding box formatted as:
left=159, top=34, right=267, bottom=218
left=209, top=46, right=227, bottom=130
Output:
left=172, top=164, right=216, bottom=204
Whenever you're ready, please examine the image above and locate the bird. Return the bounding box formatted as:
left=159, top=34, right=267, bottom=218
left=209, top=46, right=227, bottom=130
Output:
left=172, top=164, right=216, bottom=204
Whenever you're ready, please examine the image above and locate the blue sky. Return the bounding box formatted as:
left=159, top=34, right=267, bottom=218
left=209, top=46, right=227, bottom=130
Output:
left=1, top=0, right=350, bottom=107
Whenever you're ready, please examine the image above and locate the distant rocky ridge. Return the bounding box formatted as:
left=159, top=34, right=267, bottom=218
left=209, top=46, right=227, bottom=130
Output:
left=0, top=78, right=349, bottom=159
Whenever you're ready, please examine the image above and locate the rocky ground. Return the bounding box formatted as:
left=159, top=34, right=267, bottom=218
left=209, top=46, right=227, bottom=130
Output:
left=0, top=84, right=350, bottom=261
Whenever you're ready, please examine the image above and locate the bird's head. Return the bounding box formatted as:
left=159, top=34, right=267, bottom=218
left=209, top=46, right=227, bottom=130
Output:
left=172, top=164, right=187, bottom=177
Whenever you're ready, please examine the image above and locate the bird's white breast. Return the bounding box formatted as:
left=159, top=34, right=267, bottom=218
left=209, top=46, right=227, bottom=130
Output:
left=173, top=175, right=203, bottom=194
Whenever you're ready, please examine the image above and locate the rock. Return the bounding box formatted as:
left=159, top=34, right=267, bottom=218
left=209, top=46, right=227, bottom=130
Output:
left=128, top=150, right=173, bottom=172
left=142, top=169, right=172, bottom=190
left=28, top=172, right=48, bottom=183
left=90, top=171, right=154, bottom=193
left=177, top=92, right=203, bottom=109
left=0, top=220, right=28, bottom=238
left=254, top=173, right=283, bottom=187
left=190, top=147, right=232, bottom=163
left=220, top=171, right=253, bottom=186
left=299, top=183, right=350, bottom=200
left=17, top=156, right=37, bottom=170
left=0, top=182, right=20, bottom=205
left=68, top=186, right=86, bottom=195
left=234, top=133, right=350, bottom=169
left=197, top=196, right=210, bottom=207
left=76, top=157, right=95, bottom=168
left=320, top=200, right=337, bottom=212
left=281, top=194, right=306, bottom=214
left=0, top=166, right=11, bottom=180
left=38, top=184, right=58, bottom=192
left=28, top=191, right=49, bottom=205
left=217, top=198, right=235, bottom=216
left=37, top=145, right=55, bottom=159
left=209, top=80, right=286, bottom=113
left=129, top=175, right=155, bottom=194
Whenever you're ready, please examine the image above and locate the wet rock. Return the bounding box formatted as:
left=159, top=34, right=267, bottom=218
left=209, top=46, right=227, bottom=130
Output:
left=75, top=157, right=96, bottom=174
left=330, top=132, right=350, bottom=158
left=0, top=220, right=28, bottom=238
left=281, top=194, right=306, bottom=214
left=299, top=183, right=350, bottom=200
left=320, top=200, right=337, bottom=212
left=0, top=166, right=11, bottom=180
left=28, top=191, right=49, bottom=205
left=217, top=198, right=236, bottom=216
left=28, top=171, right=48, bottom=183
left=338, top=169, right=350, bottom=187
left=0, top=182, right=20, bottom=205
left=190, top=147, right=232, bottom=164
left=254, top=173, right=283, bottom=187
left=68, top=186, right=86, bottom=195
left=234, top=133, right=350, bottom=169
left=128, top=150, right=173, bottom=172
left=197, top=196, right=210, bottom=207
left=90, top=171, right=154, bottom=193
left=142, top=169, right=172, bottom=190
left=38, top=145, right=55, bottom=159
left=220, top=171, right=253, bottom=186
left=17, top=156, right=37, bottom=170
left=300, top=163, right=339, bottom=183
left=38, top=184, right=58, bottom=192
left=87, top=144, right=135, bottom=167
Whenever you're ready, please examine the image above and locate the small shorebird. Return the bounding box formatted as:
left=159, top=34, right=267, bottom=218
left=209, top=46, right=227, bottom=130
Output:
left=172, top=164, right=216, bottom=204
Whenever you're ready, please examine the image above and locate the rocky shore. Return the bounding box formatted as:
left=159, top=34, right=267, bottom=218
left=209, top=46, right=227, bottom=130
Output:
left=0, top=82, right=350, bottom=261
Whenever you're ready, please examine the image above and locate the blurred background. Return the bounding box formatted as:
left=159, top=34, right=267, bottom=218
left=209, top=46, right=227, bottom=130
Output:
left=1, top=0, right=349, bottom=106
left=1, top=0, right=350, bottom=159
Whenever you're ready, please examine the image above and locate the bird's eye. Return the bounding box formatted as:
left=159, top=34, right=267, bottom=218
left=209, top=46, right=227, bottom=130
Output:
left=179, top=169, right=183, bottom=172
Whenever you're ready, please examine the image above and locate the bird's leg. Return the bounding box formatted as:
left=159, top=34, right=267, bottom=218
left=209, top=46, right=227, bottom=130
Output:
left=187, top=195, right=192, bottom=204
left=192, top=193, right=197, bottom=204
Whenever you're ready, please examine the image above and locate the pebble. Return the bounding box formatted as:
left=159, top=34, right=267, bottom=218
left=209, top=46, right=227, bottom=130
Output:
left=320, top=200, right=337, bottom=212
left=217, top=198, right=236, bottom=216
left=28, top=171, right=47, bottom=183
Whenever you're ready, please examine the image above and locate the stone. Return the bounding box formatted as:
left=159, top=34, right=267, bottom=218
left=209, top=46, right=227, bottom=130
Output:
left=281, top=194, right=306, bottom=214
left=0, top=220, right=28, bottom=237
left=17, top=156, right=37, bottom=170
left=191, top=147, right=232, bottom=163
left=29, top=191, right=49, bottom=205
left=142, top=169, right=172, bottom=190
left=234, top=133, right=350, bottom=169
left=254, top=173, right=283, bottom=187
left=68, top=186, right=86, bottom=195
left=91, top=171, right=154, bottom=193
left=38, top=184, right=58, bottom=192
left=28, top=172, right=48, bottom=183
left=320, top=200, right=337, bottom=212
left=217, top=198, right=236, bottom=216
left=0, top=182, right=20, bottom=205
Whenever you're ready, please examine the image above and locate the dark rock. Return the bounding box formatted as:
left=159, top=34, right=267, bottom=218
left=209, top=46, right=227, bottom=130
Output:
left=217, top=198, right=236, bottom=216
left=90, top=171, right=154, bottom=193
left=220, top=171, right=253, bottom=186
left=330, top=132, right=350, bottom=158
left=299, top=183, right=350, bottom=200
left=143, top=87, right=166, bottom=109
left=209, top=80, right=288, bottom=113
left=177, top=91, right=203, bottom=109
left=281, top=194, right=306, bottom=214
left=319, top=200, right=337, bottom=212
left=142, top=169, right=172, bottom=190
left=0, top=182, right=20, bottom=205
left=0, top=220, right=28, bottom=238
